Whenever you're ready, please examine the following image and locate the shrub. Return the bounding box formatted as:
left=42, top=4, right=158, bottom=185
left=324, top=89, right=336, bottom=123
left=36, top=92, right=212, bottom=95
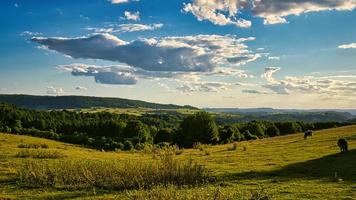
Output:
left=124, top=140, right=134, bottom=151
left=18, top=143, right=49, bottom=149
left=228, top=142, right=238, bottom=151
left=219, top=125, right=242, bottom=143
left=17, top=150, right=209, bottom=190
left=135, top=143, right=145, bottom=150
left=265, top=125, right=280, bottom=137
left=154, top=128, right=174, bottom=144
left=243, top=130, right=258, bottom=140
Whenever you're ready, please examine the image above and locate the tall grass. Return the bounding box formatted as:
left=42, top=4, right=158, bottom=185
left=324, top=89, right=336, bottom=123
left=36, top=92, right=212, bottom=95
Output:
left=17, top=149, right=209, bottom=190
left=124, top=185, right=271, bottom=200
left=16, top=149, right=65, bottom=159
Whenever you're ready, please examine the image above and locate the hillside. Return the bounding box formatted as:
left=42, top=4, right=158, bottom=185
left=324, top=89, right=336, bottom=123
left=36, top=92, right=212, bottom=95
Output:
left=0, top=94, right=197, bottom=110
left=1, top=125, right=355, bottom=199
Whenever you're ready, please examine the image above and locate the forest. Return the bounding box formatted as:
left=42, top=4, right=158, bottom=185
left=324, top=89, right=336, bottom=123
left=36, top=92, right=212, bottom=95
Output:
left=0, top=102, right=353, bottom=151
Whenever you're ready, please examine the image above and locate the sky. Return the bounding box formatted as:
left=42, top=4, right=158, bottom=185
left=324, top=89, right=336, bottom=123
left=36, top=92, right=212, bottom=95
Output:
left=0, top=0, right=356, bottom=109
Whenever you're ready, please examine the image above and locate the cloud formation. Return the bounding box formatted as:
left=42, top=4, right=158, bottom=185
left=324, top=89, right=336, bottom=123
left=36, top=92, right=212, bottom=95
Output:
left=261, top=67, right=280, bottom=83
left=32, top=34, right=259, bottom=73
left=46, top=86, right=64, bottom=95
left=109, top=0, right=138, bottom=4
left=86, top=23, right=163, bottom=33
left=58, top=64, right=138, bottom=85
left=123, top=11, right=140, bottom=21
left=183, top=0, right=356, bottom=26
left=75, top=86, right=88, bottom=91
left=338, top=42, right=356, bottom=49
left=177, top=81, right=232, bottom=93
left=261, top=67, right=356, bottom=96
left=183, top=0, right=251, bottom=28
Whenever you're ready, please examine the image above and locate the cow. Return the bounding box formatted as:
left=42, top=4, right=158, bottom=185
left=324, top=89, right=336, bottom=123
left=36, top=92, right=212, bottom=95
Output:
left=304, top=130, right=313, bottom=139
left=337, top=138, right=348, bottom=153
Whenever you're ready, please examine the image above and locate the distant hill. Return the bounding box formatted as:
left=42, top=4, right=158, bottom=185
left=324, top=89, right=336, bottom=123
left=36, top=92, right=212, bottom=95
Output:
left=205, top=108, right=355, bottom=123
left=0, top=94, right=197, bottom=110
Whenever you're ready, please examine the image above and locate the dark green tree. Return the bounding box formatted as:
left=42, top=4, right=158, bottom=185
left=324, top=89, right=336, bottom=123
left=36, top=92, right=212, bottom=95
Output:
left=177, top=112, right=219, bottom=147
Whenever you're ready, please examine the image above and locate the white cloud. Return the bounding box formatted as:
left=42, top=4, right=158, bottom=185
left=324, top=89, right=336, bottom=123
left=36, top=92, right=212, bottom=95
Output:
left=183, top=0, right=356, bottom=26
left=86, top=23, right=163, bottom=33
left=58, top=64, right=138, bottom=85
left=261, top=67, right=280, bottom=83
left=32, top=34, right=259, bottom=73
left=46, top=86, right=64, bottom=95
left=14, top=3, right=19, bottom=8
left=253, top=0, right=356, bottom=25
left=260, top=67, right=356, bottom=96
left=116, top=23, right=163, bottom=32
left=110, top=0, right=128, bottom=4
left=338, top=42, right=356, bottom=49
left=241, top=89, right=269, bottom=94
left=79, top=14, right=90, bottom=20
left=268, top=56, right=280, bottom=60
left=75, top=86, right=88, bottom=91
left=21, top=31, right=42, bottom=37
left=183, top=0, right=251, bottom=28
left=177, top=81, right=232, bottom=93
left=123, top=11, right=140, bottom=21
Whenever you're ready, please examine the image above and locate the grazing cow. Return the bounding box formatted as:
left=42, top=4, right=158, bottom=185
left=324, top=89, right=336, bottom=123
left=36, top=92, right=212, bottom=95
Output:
left=304, top=130, right=313, bottom=139
left=337, top=138, right=348, bottom=153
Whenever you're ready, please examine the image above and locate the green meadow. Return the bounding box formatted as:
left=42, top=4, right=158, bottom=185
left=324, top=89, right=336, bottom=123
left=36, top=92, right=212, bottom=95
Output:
left=1, top=125, right=355, bottom=199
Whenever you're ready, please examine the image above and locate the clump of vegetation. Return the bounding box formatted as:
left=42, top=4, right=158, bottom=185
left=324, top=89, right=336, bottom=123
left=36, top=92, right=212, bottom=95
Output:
left=228, top=142, right=238, bottom=151
left=16, top=149, right=65, bottom=159
left=18, top=143, right=48, bottom=149
left=193, top=142, right=210, bottom=151
left=17, top=149, right=208, bottom=190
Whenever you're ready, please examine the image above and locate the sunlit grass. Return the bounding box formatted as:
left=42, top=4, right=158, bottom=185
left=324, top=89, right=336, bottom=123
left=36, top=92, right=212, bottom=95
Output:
left=0, top=125, right=355, bottom=199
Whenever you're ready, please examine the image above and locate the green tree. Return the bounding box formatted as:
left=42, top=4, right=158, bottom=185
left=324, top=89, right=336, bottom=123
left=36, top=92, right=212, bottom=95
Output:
left=154, top=128, right=174, bottom=144
left=265, top=125, right=280, bottom=137
left=122, top=120, right=150, bottom=143
left=177, top=112, right=219, bottom=147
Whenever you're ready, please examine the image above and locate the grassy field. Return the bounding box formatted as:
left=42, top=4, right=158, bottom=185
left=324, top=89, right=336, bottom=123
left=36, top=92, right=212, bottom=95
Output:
left=0, top=126, right=356, bottom=199
left=73, top=107, right=199, bottom=116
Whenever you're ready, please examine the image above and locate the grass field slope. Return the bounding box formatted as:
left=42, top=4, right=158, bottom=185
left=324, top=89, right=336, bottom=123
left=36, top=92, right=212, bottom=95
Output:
left=1, top=126, right=355, bottom=199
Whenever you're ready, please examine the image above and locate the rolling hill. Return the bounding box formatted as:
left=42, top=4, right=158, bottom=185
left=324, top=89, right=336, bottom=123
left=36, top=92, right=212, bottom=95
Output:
left=1, top=125, right=355, bottom=199
left=0, top=94, right=197, bottom=110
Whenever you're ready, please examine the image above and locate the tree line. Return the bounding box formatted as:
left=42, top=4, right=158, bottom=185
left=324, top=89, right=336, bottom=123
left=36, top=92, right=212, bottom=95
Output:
left=0, top=102, right=352, bottom=151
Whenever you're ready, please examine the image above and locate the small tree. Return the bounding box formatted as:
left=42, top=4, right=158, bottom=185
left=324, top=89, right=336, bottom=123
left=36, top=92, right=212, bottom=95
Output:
left=177, top=112, right=219, bottom=147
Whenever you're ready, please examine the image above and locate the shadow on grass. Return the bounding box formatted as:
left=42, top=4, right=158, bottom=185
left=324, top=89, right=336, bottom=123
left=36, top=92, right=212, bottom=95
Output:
left=225, top=149, right=356, bottom=183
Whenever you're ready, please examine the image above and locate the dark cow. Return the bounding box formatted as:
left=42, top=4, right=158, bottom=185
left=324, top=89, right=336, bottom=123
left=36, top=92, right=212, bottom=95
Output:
left=304, top=130, right=313, bottom=139
left=337, top=138, right=348, bottom=153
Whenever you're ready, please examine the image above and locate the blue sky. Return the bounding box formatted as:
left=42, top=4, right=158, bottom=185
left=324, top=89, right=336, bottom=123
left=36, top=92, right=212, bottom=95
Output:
left=0, top=0, right=356, bottom=108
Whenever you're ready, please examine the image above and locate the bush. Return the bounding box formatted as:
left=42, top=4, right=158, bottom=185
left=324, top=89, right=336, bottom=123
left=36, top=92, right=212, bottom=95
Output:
left=228, top=142, right=238, bottom=151
left=18, top=143, right=48, bottom=149
left=18, top=151, right=209, bottom=190
left=275, top=122, right=302, bottom=135
left=124, top=140, right=134, bottom=151
left=219, top=125, right=242, bottom=143
left=135, top=143, right=145, bottom=150
left=154, top=128, right=174, bottom=144
left=265, top=125, right=280, bottom=137
left=243, top=130, right=258, bottom=140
